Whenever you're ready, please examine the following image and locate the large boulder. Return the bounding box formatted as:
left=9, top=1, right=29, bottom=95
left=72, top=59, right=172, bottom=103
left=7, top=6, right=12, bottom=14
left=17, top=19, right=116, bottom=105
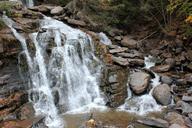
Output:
left=129, top=72, right=150, bottom=94
left=152, top=84, right=171, bottom=105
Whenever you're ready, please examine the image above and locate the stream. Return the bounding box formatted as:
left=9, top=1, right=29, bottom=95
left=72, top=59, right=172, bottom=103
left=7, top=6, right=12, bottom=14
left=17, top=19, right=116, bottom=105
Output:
left=2, top=1, right=167, bottom=127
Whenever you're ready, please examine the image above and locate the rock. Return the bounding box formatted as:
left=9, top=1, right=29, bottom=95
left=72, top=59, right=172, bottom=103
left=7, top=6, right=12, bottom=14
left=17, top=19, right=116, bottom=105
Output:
left=184, top=74, right=192, bottom=83
left=165, top=112, right=186, bottom=126
left=186, top=50, right=192, bottom=61
left=112, top=56, right=129, bottom=66
left=50, top=6, right=64, bottom=15
left=169, top=124, right=186, bottom=128
left=29, top=5, right=51, bottom=13
left=108, top=45, right=120, bottom=49
left=0, top=43, right=3, bottom=53
left=109, top=47, right=128, bottom=54
left=16, top=103, right=35, bottom=120
left=121, top=36, right=137, bottom=49
left=176, top=101, right=192, bottom=114
left=0, top=60, right=3, bottom=67
left=160, top=75, right=173, bottom=85
left=0, top=116, right=44, bottom=128
left=101, top=65, right=128, bottom=107
left=128, top=58, right=144, bottom=66
left=129, top=72, right=150, bottom=94
left=117, top=52, right=143, bottom=59
left=150, top=49, right=162, bottom=56
left=182, top=96, right=192, bottom=102
left=114, top=36, right=122, bottom=41
left=67, top=19, right=86, bottom=27
left=165, top=58, right=175, bottom=67
left=186, top=63, right=192, bottom=71
left=153, top=84, right=171, bottom=105
left=151, top=64, right=172, bottom=73
left=137, top=117, right=169, bottom=128
left=0, top=92, right=28, bottom=117
left=0, top=74, right=10, bottom=85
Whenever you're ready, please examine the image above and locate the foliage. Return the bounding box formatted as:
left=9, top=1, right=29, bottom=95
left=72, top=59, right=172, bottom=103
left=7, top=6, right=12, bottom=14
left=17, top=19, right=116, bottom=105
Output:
left=59, top=0, right=71, bottom=6
left=0, top=1, right=17, bottom=17
left=167, top=0, right=192, bottom=37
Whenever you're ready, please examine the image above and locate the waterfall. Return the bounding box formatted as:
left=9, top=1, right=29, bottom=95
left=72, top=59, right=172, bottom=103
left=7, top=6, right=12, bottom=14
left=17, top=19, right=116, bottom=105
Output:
left=3, top=14, right=104, bottom=127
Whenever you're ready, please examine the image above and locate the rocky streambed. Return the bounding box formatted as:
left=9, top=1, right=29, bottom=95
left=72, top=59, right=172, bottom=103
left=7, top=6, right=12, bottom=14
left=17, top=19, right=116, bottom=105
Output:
left=0, top=0, right=192, bottom=128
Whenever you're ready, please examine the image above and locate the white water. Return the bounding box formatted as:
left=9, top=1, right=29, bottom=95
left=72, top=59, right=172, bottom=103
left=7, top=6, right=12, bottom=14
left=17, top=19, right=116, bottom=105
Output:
left=3, top=15, right=105, bottom=127
left=119, top=55, right=162, bottom=115
left=9, top=0, right=34, bottom=7
left=98, top=32, right=112, bottom=45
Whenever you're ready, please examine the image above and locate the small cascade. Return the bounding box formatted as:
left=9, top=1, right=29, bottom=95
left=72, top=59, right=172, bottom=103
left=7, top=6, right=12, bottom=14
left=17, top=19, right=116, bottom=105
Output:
left=119, top=55, right=162, bottom=115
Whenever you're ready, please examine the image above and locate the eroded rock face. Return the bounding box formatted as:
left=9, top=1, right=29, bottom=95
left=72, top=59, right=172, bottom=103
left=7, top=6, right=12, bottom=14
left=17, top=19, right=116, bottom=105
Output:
left=129, top=72, right=150, bottom=94
left=101, top=65, right=128, bottom=107
left=153, top=84, right=171, bottom=105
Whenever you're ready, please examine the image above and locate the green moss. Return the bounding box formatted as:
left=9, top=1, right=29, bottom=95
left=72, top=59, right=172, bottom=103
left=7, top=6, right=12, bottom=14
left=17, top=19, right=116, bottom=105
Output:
left=0, top=19, right=6, bottom=30
left=0, top=1, right=19, bottom=17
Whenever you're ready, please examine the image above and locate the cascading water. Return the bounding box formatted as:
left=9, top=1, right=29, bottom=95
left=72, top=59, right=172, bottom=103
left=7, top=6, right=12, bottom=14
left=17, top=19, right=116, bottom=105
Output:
left=3, top=14, right=105, bottom=127
left=119, top=55, right=162, bottom=115
left=3, top=15, right=64, bottom=128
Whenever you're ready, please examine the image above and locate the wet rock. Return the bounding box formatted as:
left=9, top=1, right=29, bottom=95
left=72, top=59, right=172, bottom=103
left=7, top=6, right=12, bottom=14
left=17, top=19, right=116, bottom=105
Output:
left=112, top=56, right=129, bottom=66
left=67, top=18, right=86, bottom=27
left=109, top=47, right=128, bottom=54
left=153, top=84, right=171, bottom=105
left=176, top=101, right=192, bottom=114
left=120, top=36, right=137, bottom=49
left=16, top=103, right=35, bottom=120
left=151, top=64, right=172, bottom=73
left=50, top=6, right=64, bottom=15
left=182, top=96, right=192, bottom=102
left=128, top=58, right=144, bottom=66
left=137, top=117, right=169, bottom=128
left=165, top=112, right=186, bottom=126
left=160, top=75, right=173, bottom=85
left=129, top=72, right=150, bottom=94
left=101, top=65, right=128, bottom=107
